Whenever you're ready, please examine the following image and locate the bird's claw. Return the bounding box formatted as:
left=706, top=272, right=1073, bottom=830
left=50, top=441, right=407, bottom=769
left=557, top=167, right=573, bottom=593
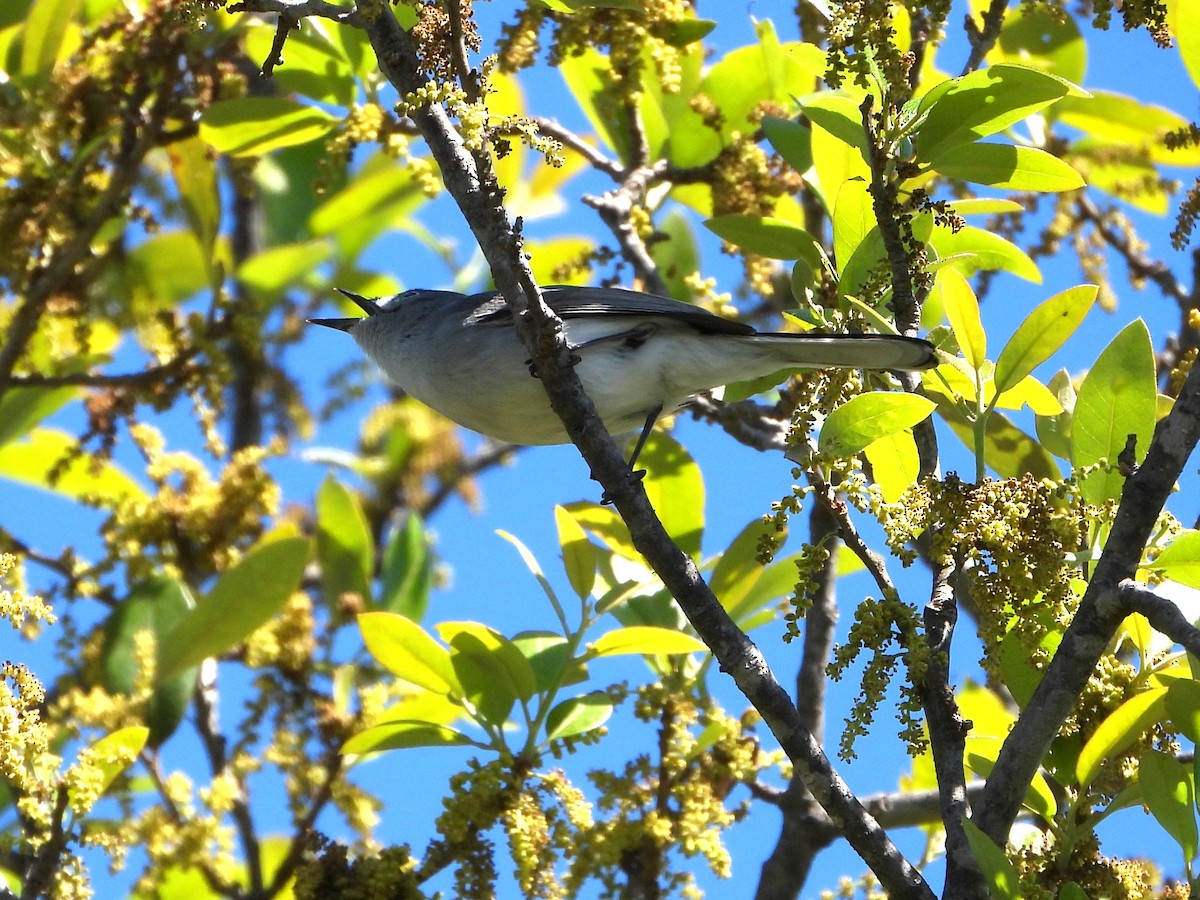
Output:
left=600, top=469, right=646, bottom=505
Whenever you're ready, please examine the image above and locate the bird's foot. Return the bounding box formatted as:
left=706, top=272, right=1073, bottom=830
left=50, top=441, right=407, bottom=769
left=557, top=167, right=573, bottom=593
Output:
left=600, top=469, right=646, bottom=505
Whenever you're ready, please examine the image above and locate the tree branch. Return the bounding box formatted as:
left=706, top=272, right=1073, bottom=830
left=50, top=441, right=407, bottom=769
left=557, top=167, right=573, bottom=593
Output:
left=975, top=359, right=1200, bottom=843
left=1116, top=579, right=1200, bottom=656
left=347, top=4, right=932, bottom=896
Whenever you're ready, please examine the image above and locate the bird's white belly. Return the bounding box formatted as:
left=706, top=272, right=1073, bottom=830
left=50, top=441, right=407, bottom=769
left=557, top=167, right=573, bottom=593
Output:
left=371, top=318, right=708, bottom=445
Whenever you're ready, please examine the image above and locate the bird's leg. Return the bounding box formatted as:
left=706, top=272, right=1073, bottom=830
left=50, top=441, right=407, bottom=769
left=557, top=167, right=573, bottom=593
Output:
left=600, top=404, right=660, bottom=505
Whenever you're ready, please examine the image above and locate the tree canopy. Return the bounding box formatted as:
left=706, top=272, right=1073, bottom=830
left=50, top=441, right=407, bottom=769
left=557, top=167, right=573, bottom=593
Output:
left=4, top=1, right=1200, bottom=898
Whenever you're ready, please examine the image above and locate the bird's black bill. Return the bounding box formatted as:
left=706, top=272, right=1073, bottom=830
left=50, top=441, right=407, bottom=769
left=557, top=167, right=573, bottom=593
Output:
left=336, top=288, right=377, bottom=315
left=307, top=317, right=360, bottom=332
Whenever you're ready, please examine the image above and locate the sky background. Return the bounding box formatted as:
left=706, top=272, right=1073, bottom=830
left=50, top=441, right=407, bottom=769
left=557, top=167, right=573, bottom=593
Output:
left=6, top=1, right=1200, bottom=897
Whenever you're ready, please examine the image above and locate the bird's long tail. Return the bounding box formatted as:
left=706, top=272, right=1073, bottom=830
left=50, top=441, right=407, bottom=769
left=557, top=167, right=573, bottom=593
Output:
left=744, top=333, right=937, bottom=372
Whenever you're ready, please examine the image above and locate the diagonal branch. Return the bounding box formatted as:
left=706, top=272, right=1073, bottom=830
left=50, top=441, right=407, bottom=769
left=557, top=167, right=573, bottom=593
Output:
left=344, top=3, right=932, bottom=897
left=1116, top=580, right=1200, bottom=656
left=975, top=359, right=1200, bottom=843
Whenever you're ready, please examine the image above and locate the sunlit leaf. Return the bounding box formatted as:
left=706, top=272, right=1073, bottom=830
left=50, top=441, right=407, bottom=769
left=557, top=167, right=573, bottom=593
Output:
left=544, top=691, right=613, bottom=741
left=1072, top=319, right=1156, bottom=504
left=704, top=215, right=823, bottom=263
left=940, top=268, right=986, bottom=369
left=20, top=0, right=80, bottom=79
left=0, top=427, right=146, bottom=505
left=590, top=626, right=707, bottom=657
left=1139, top=748, right=1197, bottom=866
left=962, top=819, right=1021, bottom=900
left=1076, top=687, right=1167, bottom=789
left=864, top=430, right=920, bottom=503
left=639, top=432, right=704, bottom=558
left=819, top=393, right=936, bottom=457
left=436, top=621, right=538, bottom=704
left=930, top=143, right=1084, bottom=191
left=343, top=720, right=474, bottom=754
left=917, top=64, right=1081, bottom=162
left=200, top=97, right=337, bottom=157
left=994, top=285, right=1097, bottom=395
left=67, top=726, right=148, bottom=813
left=1149, top=532, right=1200, bottom=590
left=555, top=505, right=596, bottom=600
left=358, top=611, right=460, bottom=695
left=380, top=513, right=433, bottom=619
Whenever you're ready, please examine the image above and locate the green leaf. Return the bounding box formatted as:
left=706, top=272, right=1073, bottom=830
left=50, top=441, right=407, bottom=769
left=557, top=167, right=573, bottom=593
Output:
left=123, top=230, right=211, bottom=309
left=358, top=611, right=460, bottom=695
left=800, top=93, right=870, bottom=161
left=819, top=393, right=936, bottom=457
left=994, top=285, right=1098, bottom=395
left=962, top=819, right=1021, bottom=900
left=0, top=387, right=76, bottom=449
left=102, top=577, right=195, bottom=747
left=1035, top=369, right=1077, bottom=461
left=342, top=720, right=474, bottom=754
left=1139, top=748, right=1198, bottom=866
left=380, top=513, right=433, bottom=619
left=930, top=225, right=1041, bottom=282
left=1076, top=687, right=1167, bottom=789
left=1171, top=0, right=1200, bottom=92
left=1072, top=320, right=1156, bottom=504
left=832, top=181, right=882, bottom=296
left=554, top=505, right=596, bottom=601
left=1151, top=532, right=1200, bottom=590
left=199, top=97, right=337, bottom=158
left=994, top=4, right=1086, bottom=83
left=436, top=621, right=538, bottom=703
left=561, top=502, right=640, bottom=561
left=590, top=626, right=707, bottom=657
left=544, top=691, right=614, bottom=741
left=663, top=17, right=716, bottom=47
left=703, top=215, right=823, bottom=263
left=534, top=0, right=642, bottom=9
left=0, top=427, right=145, bottom=506
left=308, top=161, right=425, bottom=240
left=864, top=430, right=920, bottom=503
left=917, top=63, right=1080, bottom=162
left=315, top=475, right=373, bottom=606
left=639, top=432, right=705, bottom=558
left=940, top=268, right=986, bottom=370
left=649, top=210, right=700, bottom=303
left=1166, top=676, right=1200, bottom=743
left=1055, top=91, right=1200, bottom=166
left=560, top=48, right=634, bottom=163
left=20, top=0, right=80, bottom=79
left=157, top=538, right=310, bottom=681
left=762, top=115, right=813, bottom=174
left=930, top=143, right=1084, bottom=192
left=512, top=631, right=588, bottom=693
left=1057, top=883, right=1090, bottom=900
left=709, top=518, right=786, bottom=619
left=237, top=240, right=331, bottom=300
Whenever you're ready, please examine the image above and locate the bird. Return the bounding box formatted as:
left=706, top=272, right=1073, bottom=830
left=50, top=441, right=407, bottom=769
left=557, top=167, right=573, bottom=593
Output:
left=309, top=284, right=937, bottom=466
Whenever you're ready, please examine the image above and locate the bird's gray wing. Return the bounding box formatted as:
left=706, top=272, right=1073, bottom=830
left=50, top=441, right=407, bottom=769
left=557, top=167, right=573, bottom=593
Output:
left=465, top=285, right=756, bottom=336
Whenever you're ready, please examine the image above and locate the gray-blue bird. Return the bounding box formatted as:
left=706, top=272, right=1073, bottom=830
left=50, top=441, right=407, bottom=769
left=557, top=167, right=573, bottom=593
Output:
left=310, top=285, right=937, bottom=462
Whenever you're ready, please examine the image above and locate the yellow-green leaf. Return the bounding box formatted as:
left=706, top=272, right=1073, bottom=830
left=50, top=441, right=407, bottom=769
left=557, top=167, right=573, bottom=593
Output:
left=820, top=393, right=936, bottom=457
left=358, top=611, right=460, bottom=695
left=590, top=626, right=707, bottom=658
left=994, top=285, right=1097, bottom=395
left=940, top=268, right=986, bottom=369
left=200, top=98, right=337, bottom=158
left=1076, top=687, right=1167, bottom=789
left=555, top=505, right=596, bottom=601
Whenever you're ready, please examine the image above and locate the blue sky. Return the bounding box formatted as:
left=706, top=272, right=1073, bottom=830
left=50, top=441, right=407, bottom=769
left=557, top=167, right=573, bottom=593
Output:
left=6, top=1, right=1200, bottom=897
